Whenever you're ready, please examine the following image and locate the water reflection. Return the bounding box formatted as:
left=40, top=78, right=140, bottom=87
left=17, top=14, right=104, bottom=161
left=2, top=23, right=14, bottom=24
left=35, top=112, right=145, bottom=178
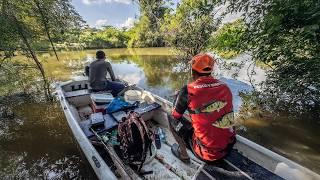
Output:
left=239, top=117, right=320, bottom=173
left=109, top=55, right=190, bottom=100
left=0, top=102, right=96, bottom=179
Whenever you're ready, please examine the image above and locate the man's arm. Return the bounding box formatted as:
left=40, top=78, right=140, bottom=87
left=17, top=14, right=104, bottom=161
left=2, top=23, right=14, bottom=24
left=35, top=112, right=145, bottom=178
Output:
left=106, top=62, right=116, bottom=81
left=172, top=85, right=188, bottom=120
left=85, top=65, right=90, bottom=76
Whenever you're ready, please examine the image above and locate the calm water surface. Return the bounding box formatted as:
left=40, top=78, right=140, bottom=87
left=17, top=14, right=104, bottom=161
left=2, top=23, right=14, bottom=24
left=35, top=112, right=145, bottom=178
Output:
left=0, top=48, right=319, bottom=179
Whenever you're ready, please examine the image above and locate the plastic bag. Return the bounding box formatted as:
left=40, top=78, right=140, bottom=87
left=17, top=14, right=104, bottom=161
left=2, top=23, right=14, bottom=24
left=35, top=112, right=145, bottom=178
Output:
left=106, top=97, right=139, bottom=113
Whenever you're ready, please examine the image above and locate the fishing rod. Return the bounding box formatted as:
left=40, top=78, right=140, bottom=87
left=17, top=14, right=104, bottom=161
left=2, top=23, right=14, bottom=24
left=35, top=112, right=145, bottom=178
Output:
left=90, top=127, right=138, bottom=180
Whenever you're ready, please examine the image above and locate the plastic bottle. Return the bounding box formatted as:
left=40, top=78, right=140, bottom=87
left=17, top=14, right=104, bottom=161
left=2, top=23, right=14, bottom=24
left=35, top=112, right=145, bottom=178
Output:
left=110, top=130, right=120, bottom=146
left=155, top=133, right=161, bottom=149
left=158, top=127, right=166, bottom=142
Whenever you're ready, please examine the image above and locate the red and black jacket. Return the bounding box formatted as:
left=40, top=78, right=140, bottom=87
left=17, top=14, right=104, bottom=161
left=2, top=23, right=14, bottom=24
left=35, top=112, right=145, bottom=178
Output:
left=172, top=76, right=236, bottom=161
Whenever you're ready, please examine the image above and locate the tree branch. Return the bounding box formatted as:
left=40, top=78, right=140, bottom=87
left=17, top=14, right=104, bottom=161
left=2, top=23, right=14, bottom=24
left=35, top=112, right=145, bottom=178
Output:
left=12, top=13, right=52, bottom=101
left=247, top=59, right=257, bottom=92
left=34, top=0, right=60, bottom=61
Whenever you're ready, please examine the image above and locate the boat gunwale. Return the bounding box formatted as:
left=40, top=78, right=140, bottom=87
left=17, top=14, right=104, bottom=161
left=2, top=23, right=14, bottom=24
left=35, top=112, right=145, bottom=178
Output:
left=56, top=84, right=117, bottom=180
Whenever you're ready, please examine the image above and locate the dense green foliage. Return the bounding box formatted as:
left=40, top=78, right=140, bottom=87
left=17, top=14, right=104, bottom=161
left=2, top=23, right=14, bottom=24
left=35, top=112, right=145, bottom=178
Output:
left=163, top=0, right=221, bottom=58
left=126, top=16, right=164, bottom=48
left=79, top=26, right=128, bottom=49
left=0, top=0, right=83, bottom=99
left=0, top=0, right=83, bottom=52
left=227, top=0, right=320, bottom=115
left=0, top=61, right=39, bottom=96
left=207, top=19, right=246, bottom=58
left=127, top=0, right=169, bottom=47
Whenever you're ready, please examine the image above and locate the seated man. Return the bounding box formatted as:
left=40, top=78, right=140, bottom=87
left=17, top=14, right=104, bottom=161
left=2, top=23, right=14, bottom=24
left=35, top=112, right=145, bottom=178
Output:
left=170, top=53, right=236, bottom=163
left=89, top=50, right=125, bottom=96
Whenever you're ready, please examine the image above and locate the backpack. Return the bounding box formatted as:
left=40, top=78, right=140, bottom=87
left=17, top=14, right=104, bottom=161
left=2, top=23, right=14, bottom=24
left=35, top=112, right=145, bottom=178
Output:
left=117, top=111, right=153, bottom=172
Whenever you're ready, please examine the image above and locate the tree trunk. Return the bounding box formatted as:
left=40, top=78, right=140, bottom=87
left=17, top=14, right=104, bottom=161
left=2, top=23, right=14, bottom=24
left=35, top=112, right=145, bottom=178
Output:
left=34, top=0, right=60, bottom=61
left=13, top=15, right=52, bottom=101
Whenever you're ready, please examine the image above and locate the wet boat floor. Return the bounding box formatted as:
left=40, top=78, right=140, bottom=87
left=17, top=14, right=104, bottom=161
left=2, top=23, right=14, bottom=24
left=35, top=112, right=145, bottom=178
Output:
left=197, top=149, right=283, bottom=180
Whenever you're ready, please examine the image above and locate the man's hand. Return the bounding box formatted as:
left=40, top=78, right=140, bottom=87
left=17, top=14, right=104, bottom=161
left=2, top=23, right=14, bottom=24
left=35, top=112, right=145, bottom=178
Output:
left=174, top=89, right=180, bottom=96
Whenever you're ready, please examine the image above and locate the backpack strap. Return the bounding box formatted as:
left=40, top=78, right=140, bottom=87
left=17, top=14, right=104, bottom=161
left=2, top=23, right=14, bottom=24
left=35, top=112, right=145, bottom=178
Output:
left=129, top=112, right=146, bottom=145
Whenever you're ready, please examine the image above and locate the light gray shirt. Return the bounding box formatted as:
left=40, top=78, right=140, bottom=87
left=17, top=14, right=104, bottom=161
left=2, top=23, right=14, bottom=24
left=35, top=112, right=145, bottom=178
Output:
left=89, top=59, right=115, bottom=90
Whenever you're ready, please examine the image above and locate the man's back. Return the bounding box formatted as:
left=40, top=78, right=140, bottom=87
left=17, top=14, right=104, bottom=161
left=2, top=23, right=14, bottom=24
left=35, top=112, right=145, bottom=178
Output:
left=89, top=59, right=111, bottom=91
left=188, top=77, right=235, bottom=160
left=172, top=76, right=235, bottom=160
left=171, top=53, right=235, bottom=162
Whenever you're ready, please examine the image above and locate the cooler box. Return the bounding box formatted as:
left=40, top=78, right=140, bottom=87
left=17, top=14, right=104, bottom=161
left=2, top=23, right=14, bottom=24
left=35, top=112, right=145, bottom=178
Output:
left=90, top=93, right=114, bottom=113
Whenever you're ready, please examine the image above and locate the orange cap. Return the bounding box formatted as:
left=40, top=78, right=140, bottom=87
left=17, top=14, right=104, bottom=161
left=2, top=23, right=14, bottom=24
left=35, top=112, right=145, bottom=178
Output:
left=189, top=54, right=215, bottom=73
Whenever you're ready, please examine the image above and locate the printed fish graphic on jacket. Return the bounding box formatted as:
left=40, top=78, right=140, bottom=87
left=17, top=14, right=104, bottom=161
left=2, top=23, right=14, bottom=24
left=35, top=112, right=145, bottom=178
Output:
left=212, top=112, right=235, bottom=129
left=201, top=101, right=227, bottom=113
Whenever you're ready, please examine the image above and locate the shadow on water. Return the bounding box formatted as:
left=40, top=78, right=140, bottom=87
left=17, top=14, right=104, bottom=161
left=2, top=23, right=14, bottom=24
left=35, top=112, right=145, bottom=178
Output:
left=1, top=48, right=319, bottom=178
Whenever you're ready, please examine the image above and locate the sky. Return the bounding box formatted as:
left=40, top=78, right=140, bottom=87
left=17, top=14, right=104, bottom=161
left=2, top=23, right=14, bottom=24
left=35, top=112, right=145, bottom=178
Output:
left=71, top=0, right=179, bottom=29
left=72, top=0, right=140, bottom=28
left=71, top=0, right=238, bottom=29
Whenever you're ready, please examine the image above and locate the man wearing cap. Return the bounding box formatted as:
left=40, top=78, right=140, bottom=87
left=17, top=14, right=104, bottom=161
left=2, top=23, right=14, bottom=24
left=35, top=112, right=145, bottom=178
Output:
left=170, top=53, right=236, bottom=163
left=88, top=50, right=125, bottom=96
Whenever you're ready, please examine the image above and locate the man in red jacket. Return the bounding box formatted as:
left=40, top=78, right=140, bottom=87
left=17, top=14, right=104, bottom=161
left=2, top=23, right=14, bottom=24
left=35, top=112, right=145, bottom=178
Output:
left=170, top=53, right=236, bottom=163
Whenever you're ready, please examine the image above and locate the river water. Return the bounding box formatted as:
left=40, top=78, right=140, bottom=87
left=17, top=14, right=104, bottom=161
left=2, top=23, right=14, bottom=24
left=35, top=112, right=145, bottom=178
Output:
left=0, top=48, right=319, bottom=179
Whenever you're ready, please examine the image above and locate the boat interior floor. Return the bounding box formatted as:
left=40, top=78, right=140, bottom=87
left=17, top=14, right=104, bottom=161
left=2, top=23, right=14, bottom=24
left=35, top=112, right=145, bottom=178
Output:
left=66, top=93, right=283, bottom=180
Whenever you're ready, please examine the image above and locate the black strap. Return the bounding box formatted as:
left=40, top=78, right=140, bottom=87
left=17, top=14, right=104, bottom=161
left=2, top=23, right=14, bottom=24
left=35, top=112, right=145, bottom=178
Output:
left=136, top=116, right=153, bottom=172
left=195, top=138, right=204, bottom=157
left=195, top=137, right=225, bottom=154
left=188, top=109, right=201, bottom=114
left=149, top=143, right=152, bottom=156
